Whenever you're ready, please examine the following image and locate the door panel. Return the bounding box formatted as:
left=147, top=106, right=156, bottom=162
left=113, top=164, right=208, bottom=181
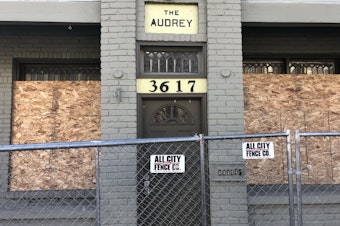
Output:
left=137, top=97, right=203, bottom=225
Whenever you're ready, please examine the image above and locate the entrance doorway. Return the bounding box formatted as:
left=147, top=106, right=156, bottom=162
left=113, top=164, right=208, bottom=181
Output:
left=137, top=96, right=207, bottom=225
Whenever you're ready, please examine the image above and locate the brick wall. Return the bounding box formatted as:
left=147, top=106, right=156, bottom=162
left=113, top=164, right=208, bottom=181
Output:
left=100, top=0, right=247, bottom=224
left=100, top=0, right=137, bottom=225
left=207, top=1, right=247, bottom=225
left=100, top=0, right=137, bottom=140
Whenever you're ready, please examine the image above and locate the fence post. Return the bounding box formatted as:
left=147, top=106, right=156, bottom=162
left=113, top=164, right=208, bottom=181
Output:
left=199, top=134, right=207, bottom=226
left=295, top=130, right=303, bottom=226
left=286, top=130, right=295, bottom=226
left=95, top=147, right=101, bottom=226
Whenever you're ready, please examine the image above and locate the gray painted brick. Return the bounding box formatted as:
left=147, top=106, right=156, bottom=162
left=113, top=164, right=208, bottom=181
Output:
left=207, top=0, right=247, bottom=225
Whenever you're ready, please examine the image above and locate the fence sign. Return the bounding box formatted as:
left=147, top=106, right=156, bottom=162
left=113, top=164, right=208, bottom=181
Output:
left=150, top=154, right=185, bottom=173
left=242, top=142, right=274, bottom=159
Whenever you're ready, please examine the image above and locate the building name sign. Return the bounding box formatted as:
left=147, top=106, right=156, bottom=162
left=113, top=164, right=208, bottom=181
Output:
left=145, top=3, right=198, bottom=34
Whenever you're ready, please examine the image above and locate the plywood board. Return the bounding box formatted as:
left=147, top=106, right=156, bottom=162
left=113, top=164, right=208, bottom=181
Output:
left=11, top=81, right=100, bottom=190
left=244, top=74, right=340, bottom=184
left=10, top=74, right=340, bottom=188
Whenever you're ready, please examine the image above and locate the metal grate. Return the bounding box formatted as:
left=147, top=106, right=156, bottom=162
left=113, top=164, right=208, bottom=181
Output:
left=243, top=59, right=337, bottom=74
left=243, top=60, right=284, bottom=74
left=143, top=50, right=199, bottom=73
left=289, top=61, right=335, bottom=74
left=21, top=64, right=100, bottom=81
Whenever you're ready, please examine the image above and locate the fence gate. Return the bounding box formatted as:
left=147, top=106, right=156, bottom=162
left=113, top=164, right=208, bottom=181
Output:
left=136, top=139, right=209, bottom=225
left=295, top=131, right=340, bottom=226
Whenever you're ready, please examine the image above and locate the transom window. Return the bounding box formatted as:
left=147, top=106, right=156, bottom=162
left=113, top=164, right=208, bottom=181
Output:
left=144, top=51, right=199, bottom=73
left=243, top=59, right=337, bottom=74
left=243, top=60, right=284, bottom=74
left=289, top=61, right=335, bottom=74
left=152, top=104, right=193, bottom=125
left=138, top=43, right=205, bottom=78
left=16, top=61, right=100, bottom=81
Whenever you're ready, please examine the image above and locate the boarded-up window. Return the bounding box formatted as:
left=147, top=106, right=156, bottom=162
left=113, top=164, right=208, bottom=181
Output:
left=11, top=60, right=101, bottom=191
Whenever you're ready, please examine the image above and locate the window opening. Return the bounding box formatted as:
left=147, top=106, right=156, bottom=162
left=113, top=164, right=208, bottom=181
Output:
left=19, top=63, right=100, bottom=81
left=289, top=61, right=335, bottom=74
left=144, top=50, right=199, bottom=73
left=151, top=104, right=193, bottom=125
left=243, top=58, right=337, bottom=74
left=243, top=60, right=284, bottom=74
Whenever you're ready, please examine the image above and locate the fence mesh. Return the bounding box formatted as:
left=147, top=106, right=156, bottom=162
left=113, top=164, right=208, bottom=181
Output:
left=135, top=141, right=209, bottom=225
left=297, top=134, right=340, bottom=225
left=0, top=131, right=339, bottom=225
left=206, top=134, right=292, bottom=226
left=9, top=148, right=96, bottom=191
left=1, top=147, right=98, bottom=226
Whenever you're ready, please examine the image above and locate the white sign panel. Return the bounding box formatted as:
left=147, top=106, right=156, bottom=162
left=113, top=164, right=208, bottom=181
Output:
left=145, top=3, right=198, bottom=34
left=150, top=155, right=185, bottom=173
left=242, top=142, right=274, bottom=159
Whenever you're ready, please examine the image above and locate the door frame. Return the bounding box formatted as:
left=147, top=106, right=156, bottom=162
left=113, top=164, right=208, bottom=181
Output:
left=137, top=93, right=207, bottom=138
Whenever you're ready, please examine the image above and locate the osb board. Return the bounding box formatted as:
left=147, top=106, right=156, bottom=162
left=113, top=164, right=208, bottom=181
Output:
left=244, top=74, right=340, bottom=111
left=11, top=81, right=100, bottom=191
left=245, top=137, right=286, bottom=184
left=331, top=138, right=340, bottom=184
left=10, top=75, right=340, bottom=188
left=244, top=74, right=340, bottom=185
left=10, top=149, right=95, bottom=190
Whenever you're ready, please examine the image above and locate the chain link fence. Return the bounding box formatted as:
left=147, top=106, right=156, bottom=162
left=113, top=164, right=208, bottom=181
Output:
left=2, top=147, right=99, bottom=226
left=295, top=131, right=340, bottom=226
left=0, top=146, right=99, bottom=226
left=205, top=131, right=294, bottom=226
left=0, top=131, right=339, bottom=225
left=135, top=140, right=209, bottom=225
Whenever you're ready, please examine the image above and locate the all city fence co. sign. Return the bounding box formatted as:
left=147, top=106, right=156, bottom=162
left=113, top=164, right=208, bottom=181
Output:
left=150, top=155, right=185, bottom=174
left=242, top=142, right=275, bottom=159
left=145, top=3, right=198, bottom=34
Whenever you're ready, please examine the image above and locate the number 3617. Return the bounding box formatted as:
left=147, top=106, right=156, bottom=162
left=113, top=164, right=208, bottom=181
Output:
left=149, top=80, right=196, bottom=93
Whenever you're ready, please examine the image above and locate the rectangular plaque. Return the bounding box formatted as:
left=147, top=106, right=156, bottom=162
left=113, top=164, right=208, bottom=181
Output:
left=145, top=3, right=198, bottom=34
left=136, top=78, right=207, bottom=94
left=210, top=164, right=246, bottom=182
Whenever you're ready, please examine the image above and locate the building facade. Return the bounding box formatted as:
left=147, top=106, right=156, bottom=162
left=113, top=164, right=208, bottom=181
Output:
left=1, top=0, right=340, bottom=225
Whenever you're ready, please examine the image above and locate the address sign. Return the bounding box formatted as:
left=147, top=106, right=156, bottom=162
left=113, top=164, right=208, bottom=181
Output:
left=136, top=78, right=207, bottom=94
